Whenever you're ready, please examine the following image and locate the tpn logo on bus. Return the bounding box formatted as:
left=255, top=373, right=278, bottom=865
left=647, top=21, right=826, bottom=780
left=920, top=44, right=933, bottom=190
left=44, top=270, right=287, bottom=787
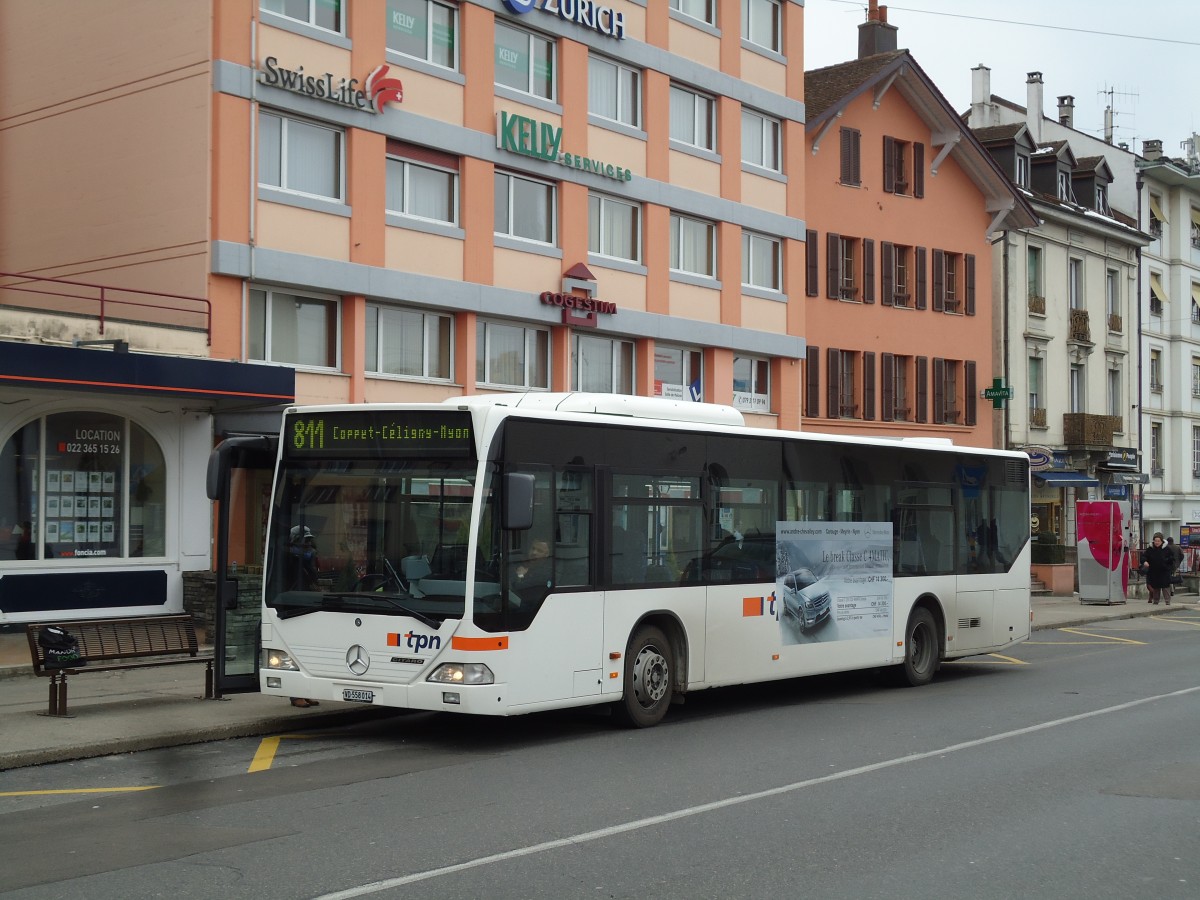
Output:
left=258, top=57, right=403, bottom=113
left=388, top=631, right=442, bottom=653
left=501, top=0, right=626, bottom=40
left=497, top=111, right=633, bottom=182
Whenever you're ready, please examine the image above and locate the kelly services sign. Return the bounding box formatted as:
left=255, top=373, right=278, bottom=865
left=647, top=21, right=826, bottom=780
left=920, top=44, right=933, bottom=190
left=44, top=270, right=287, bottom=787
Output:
left=496, top=111, right=633, bottom=182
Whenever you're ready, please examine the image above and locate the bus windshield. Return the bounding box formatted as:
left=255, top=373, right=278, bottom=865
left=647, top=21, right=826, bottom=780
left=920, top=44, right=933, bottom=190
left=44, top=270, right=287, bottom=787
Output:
left=263, top=457, right=492, bottom=622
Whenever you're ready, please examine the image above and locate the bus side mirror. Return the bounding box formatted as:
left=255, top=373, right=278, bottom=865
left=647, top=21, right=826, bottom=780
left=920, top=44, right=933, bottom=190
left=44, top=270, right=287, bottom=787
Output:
left=502, top=473, right=536, bottom=531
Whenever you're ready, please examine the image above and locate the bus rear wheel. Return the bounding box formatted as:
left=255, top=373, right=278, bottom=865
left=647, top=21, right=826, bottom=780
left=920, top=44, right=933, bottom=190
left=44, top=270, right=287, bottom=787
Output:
left=899, top=607, right=939, bottom=687
left=613, top=625, right=673, bottom=728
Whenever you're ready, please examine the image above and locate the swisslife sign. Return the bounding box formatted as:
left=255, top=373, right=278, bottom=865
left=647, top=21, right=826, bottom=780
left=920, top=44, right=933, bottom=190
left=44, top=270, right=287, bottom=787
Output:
left=502, top=0, right=626, bottom=40
left=258, top=57, right=404, bottom=114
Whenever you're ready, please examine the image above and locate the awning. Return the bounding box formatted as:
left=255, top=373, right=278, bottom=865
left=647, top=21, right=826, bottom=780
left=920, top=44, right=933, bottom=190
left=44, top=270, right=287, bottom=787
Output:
left=1192, top=282, right=1200, bottom=307
left=1034, top=471, right=1099, bottom=487
left=1191, top=206, right=1200, bottom=230
left=1150, top=271, right=1166, bottom=302
left=1149, top=192, right=1168, bottom=224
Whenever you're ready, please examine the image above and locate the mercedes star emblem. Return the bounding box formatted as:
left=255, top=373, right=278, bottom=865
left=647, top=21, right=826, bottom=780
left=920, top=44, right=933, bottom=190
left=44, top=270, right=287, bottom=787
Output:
left=346, top=644, right=370, bottom=676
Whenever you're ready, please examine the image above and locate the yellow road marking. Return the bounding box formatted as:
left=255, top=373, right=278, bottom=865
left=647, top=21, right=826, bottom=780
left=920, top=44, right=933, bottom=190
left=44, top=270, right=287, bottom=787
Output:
left=1060, top=628, right=1145, bottom=645
left=1027, top=640, right=1130, bottom=645
left=248, top=734, right=312, bottom=773
left=0, top=786, right=159, bottom=797
left=945, top=653, right=1028, bottom=665
left=1152, top=615, right=1200, bottom=627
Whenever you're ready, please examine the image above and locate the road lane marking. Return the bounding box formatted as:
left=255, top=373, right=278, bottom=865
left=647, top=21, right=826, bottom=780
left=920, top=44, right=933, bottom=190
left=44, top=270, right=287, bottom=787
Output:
left=248, top=734, right=312, bottom=773
left=0, top=787, right=159, bottom=797
left=1060, top=628, right=1145, bottom=645
left=945, top=653, right=1028, bottom=665
left=1152, top=615, right=1200, bottom=627
left=313, top=683, right=1200, bottom=899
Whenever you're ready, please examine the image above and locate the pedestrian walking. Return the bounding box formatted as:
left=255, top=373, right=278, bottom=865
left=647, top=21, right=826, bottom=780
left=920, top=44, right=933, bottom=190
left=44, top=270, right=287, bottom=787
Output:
left=1140, top=532, right=1174, bottom=605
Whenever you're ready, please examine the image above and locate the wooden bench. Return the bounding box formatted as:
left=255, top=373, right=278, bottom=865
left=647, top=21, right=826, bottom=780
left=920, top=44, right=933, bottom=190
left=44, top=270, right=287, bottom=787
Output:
left=26, top=614, right=214, bottom=716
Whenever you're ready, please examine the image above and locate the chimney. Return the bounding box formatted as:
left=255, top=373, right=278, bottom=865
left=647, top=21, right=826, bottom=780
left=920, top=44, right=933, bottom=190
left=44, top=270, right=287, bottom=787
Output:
left=1057, top=95, right=1074, bottom=128
left=1026, top=72, right=1044, bottom=143
left=1143, top=139, right=1163, bottom=161
left=858, top=0, right=898, bottom=59
left=970, top=64, right=992, bottom=126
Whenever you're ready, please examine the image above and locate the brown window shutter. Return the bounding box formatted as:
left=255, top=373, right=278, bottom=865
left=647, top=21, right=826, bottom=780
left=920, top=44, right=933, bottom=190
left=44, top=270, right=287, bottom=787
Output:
left=916, top=356, right=928, bottom=423
left=805, top=346, right=820, bottom=416
left=851, top=129, right=861, bottom=184
left=881, top=353, right=894, bottom=421
left=863, top=352, right=876, bottom=420
left=883, top=136, right=896, bottom=192
left=965, top=361, right=977, bottom=426
left=827, top=348, right=840, bottom=418
left=915, top=247, right=927, bottom=310
left=862, top=239, right=875, bottom=304
left=932, top=357, right=946, bottom=424
left=881, top=242, right=894, bottom=306
left=965, top=253, right=976, bottom=316
left=913, top=142, right=925, bottom=198
left=826, top=232, right=841, bottom=299
left=932, top=248, right=945, bottom=312
left=841, top=128, right=861, bottom=186
left=805, top=229, right=819, bottom=296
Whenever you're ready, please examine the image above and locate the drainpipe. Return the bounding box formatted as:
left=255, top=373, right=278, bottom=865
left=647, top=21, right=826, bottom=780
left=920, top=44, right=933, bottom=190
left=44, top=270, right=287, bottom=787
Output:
left=1135, top=171, right=1145, bottom=546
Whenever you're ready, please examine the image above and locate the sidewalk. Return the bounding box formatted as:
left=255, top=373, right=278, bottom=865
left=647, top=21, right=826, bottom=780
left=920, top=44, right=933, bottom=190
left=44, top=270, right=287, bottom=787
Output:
left=0, top=590, right=1193, bottom=771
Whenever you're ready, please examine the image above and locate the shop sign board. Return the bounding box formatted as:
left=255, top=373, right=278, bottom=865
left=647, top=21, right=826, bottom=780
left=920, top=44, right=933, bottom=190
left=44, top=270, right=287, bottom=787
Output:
left=502, top=0, right=626, bottom=40
left=497, top=111, right=633, bottom=182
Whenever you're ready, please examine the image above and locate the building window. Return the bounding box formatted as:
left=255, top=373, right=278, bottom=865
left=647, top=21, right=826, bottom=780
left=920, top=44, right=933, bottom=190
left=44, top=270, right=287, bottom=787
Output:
left=1028, top=356, right=1043, bottom=421
left=386, top=0, right=457, bottom=69
left=1069, top=258, right=1084, bottom=310
left=669, top=84, right=715, bottom=151
left=1107, top=368, right=1121, bottom=421
left=934, top=358, right=960, bottom=423
left=1069, top=364, right=1084, bottom=413
left=1191, top=207, right=1200, bottom=249
left=839, top=350, right=858, bottom=418
left=1193, top=425, right=1200, bottom=477
left=733, top=355, right=770, bottom=413
left=654, top=345, right=703, bottom=401
left=495, top=21, right=554, bottom=100
left=248, top=287, right=338, bottom=368
left=1150, top=349, right=1163, bottom=392
left=1095, top=185, right=1110, bottom=215
left=840, top=127, right=861, bottom=186
left=573, top=334, right=633, bottom=395
left=1027, top=245, right=1043, bottom=302
left=741, top=108, right=781, bottom=171
left=258, top=111, right=343, bottom=201
left=1150, top=271, right=1166, bottom=317
left=943, top=252, right=960, bottom=311
left=1148, top=192, right=1166, bottom=239
left=588, top=55, right=640, bottom=128
left=262, top=0, right=341, bottom=32
left=477, top=320, right=549, bottom=389
left=1192, top=358, right=1200, bottom=397
left=885, top=354, right=910, bottom=420
left=1058, top=170, right=1074, bottom=202
left=890, top=244, right=911, bottom=306
left=742, top=0, right=782, bottom=52
left=1016, top=154, right=1030, bottom=188
left=494, top=171, right=556, bottom=245
left=1105, top=268, right=1121, bottom=330
left=385, top=156, right=457, bottom=224
left=365, top=304, right=452, bottom=380
left=670, top=213, right=716, bottom=278
left=670, top=0, right=715, bottom=26
left=742, top=231, right=781, bottom=292
left=1151, top=422, right=1163, bottom=476
left=882, top=136, right=922, bottom=196
left=588, top=193, right=641, bottom=263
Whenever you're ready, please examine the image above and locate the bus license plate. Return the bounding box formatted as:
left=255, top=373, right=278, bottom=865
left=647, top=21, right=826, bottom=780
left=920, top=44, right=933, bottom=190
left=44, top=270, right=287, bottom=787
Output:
left=342, top=688, right=375, bottom=703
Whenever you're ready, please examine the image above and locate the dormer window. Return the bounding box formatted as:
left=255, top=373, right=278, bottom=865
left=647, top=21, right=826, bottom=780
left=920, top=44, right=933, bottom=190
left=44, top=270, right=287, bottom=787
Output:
left=1016, top=155, right=1030, bottom=188
left=1095, top=185, right=1110, bottom=215
left=1058, top=171, right=1074, bottom=202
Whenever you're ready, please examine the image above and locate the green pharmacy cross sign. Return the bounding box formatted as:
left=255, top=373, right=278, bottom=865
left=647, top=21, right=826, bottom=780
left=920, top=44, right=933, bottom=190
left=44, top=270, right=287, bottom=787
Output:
left=981, top=377, right=1014, bottom=409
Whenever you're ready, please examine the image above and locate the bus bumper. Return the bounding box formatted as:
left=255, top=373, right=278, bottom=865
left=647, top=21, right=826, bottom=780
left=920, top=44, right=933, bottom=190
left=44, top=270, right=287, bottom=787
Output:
left=261, top=673, right=507, bottom=714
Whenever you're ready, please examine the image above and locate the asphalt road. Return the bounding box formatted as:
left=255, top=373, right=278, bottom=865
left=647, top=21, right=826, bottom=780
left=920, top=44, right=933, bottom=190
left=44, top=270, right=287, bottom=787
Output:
left=2, top=612, right=1199, bottom=899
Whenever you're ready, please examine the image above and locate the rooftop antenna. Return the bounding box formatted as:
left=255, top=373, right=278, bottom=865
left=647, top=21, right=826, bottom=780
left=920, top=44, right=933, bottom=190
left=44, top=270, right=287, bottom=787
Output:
left=1097, top=84, right=1139, bottom=148
left=1183, top=134, right=1200, bottom=170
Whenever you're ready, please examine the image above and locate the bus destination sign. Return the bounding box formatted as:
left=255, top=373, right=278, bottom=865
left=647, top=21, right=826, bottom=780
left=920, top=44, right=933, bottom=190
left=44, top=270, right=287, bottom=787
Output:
left=285, top=410, right=474, bottom=459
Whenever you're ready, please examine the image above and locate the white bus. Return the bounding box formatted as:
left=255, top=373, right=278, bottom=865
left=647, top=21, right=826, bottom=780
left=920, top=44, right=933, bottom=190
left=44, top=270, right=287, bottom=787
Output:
left=256, top=393, right=1030, bottom=727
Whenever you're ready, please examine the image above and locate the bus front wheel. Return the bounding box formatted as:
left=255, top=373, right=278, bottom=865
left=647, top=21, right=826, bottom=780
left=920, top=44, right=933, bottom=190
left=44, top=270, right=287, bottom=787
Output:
left=613, top=625, right=673, bottom=728
left=899, top=607, right=939, bottom=687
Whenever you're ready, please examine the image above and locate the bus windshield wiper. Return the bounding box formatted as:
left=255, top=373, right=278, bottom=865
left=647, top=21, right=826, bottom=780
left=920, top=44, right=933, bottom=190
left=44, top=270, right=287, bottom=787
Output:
left=320, top=592, right=439, bottom=629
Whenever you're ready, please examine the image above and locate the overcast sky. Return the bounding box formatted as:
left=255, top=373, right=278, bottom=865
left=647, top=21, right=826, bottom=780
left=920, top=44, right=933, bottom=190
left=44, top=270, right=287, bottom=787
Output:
left=803, top=0, right=1200, bottom=159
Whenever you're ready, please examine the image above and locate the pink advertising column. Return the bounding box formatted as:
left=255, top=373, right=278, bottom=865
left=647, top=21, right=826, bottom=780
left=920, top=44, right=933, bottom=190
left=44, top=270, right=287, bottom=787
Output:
left=1076, top=500, right=1132, bottom=605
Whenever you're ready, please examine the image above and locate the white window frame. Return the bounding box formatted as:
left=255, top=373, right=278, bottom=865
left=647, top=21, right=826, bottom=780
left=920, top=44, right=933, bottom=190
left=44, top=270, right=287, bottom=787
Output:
left=742, top=230, right=782, bottom=292
left=476, top=320, right=550, bottom=390
left=1106, top=268, right=1120, bottom=318
left=261, top=0, right=342, bottom=33
left=1151, top=423, right=1163, bottom=475
left=1016, top=154, right=1030, bottom=188
left=385, top=156, right=459, bottom=225
left=1028, top=356, right=1042, bottom=413
left=1193, top=425, right=1200, bottom=476
left=589, top=193, right=641, bottom=263
left=258, top=110, right=345, bottom=201
left=654, top=345, right=704, bottom=402
left=670, top=0, right=715, bottom=26
left=248, top=286, right=340, bottom=370
left=670, top=213, right=717, bottom=278
left=944, top=252, right=959, bottom=310
left=494, top=171, right=557, bottom=246
left=1069, top=258, right=1084, bottom=310
left=588, top=54, right=640, bottom=128
left=742, top=0, right=782, bottom=53
left=495, top=21, right=555, bottom=101
left=386, top=0, right=458, bottom=71
left=365, top=304, right=453, bottom=381
left=573, top=333, right=634, bottom=395
left=1107, top=368, right=1121, bottom=419
left=1058, top=170, right=1074, bottom=202
left=741, top=107, right=781, bottom=172
left=670, top=84, right=715, bottom=151
left=1150, top=349, right=1163, bottom=392
left=1192, top=358, right=1200, bottom=397
left=1069, top=363, right=1084, bottom=413
left=839, top=237, right=858, bottom=299
left=1027, top=245, right=1043, bottom=298
left=732, top=355, right=771, bottom=412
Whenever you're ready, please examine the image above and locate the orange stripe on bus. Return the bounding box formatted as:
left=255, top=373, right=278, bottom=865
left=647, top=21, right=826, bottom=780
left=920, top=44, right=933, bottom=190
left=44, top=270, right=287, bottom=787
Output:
left=451, top=635, right=509, bottom=651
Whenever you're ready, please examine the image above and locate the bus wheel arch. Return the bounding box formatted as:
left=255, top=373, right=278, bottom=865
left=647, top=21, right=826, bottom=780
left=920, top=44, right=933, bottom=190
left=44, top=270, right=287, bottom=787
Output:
left=612, top=613, right=686, bottom=728
left=898, top=596, right=943, bottom=687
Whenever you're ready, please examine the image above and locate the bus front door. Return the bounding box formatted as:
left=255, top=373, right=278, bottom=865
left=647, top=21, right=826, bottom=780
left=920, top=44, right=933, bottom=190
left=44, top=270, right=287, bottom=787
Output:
left=206, top=436, right=278, bottom=696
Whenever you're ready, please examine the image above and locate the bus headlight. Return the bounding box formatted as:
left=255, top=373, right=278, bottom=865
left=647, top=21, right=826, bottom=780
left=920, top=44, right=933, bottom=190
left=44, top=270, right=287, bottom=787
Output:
left=428, top=663, right=494, bottom=685
left=262, top=648, right=299, bottom=671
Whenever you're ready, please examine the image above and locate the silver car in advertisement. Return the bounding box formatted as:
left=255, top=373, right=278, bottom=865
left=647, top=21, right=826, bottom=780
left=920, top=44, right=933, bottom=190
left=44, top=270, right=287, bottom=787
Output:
left=780, top=566, right=832, bottom=630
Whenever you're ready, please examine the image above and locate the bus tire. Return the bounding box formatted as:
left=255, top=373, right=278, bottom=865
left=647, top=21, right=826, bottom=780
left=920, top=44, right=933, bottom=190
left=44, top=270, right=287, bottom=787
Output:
left=613, top=625, right=673, bottom=728
left=898, top=606, right=939, bottom=687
